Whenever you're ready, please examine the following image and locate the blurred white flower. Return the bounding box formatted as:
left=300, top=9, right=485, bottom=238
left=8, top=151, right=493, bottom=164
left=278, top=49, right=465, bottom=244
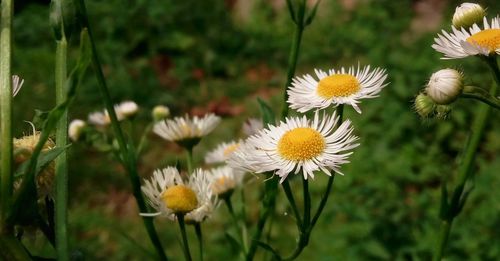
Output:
left=287, top=65, right=388, bottom=113
left=115, top=101, right=139, bottom=118
left=242, top=118, right=263, bottom=136
left=208, top=166, right=245, bottom=197
left=205, top=140, right=241, bottom=164
left=68, top=119, right=86, bottom=142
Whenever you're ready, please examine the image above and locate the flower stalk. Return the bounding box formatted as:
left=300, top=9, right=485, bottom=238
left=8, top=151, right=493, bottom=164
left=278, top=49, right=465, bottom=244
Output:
left=0, top=0, right=13, bottom=235
left=461, top=85, right=500, bottom=109
left=432, top=57, right=499, bottom=261
left=177, top=214, right=193, bottom=261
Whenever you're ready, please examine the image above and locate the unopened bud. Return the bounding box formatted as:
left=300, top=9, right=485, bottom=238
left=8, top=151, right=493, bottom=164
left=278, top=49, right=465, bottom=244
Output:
left=452, top=3, right=485, bottom=29
left=152, top=105, right=170, bottom=121
left=414, top=93, right=436, bottom=118
left=426, top=69, right=463, bottom=105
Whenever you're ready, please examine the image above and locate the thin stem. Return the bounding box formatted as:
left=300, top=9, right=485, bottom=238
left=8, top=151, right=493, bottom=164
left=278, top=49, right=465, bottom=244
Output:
left=461, top=85, right=500, bottom=109
left=281, top=180, right=302, bottom=229
left=55, top=36, right=69, bottom=260
left=432, top=57, right=499, bottom=261
left=74, top=1, right=168, bottom=260
left=136, top=122, right=153, bottom=156
left=302, top=179, right=311, bottom=229
left=0, top=0, right=13, bottom=235
left=186, top=147, right=193, bottom=174
left=177, top=214, right=192, bottom=261
left=194, top=223, right=203, bottom=261
left=224, top=196, right=247, bottom=254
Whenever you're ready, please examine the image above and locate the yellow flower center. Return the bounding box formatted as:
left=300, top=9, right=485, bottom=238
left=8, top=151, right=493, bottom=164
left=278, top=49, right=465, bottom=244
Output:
left=277, top=127, right=325, bottom=161
left=212, top=177, right=235, bottom=195
left=317, top=74, right=360, bottom=98
left=161, top=185, right=198, bottom=214
left=466, top=29, right=500, bottom=52
left=223, top=143, right=240, bottom=157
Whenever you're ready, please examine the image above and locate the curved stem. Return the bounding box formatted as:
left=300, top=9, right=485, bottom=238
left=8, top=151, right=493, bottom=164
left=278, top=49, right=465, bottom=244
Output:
left=55, top=36, right=69, bottom=260
left=281, top=180, right=302, bottom=229
left=432, top=57, right=499, bottom=261
left=0, top=0, right=13, bottom=235
left=177, top=214, right=192, bottom=261
left=194, top=223, right=203, bottom=261
left=74, top=1, right=168, bottom=260
left=461, top=85, right=500, bottom=109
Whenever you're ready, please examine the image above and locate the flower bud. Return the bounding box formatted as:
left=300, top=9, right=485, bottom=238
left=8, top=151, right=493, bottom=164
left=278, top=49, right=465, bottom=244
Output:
left=152, top=105, right=170, bottom=121
left=116, top=101, right=139, bottom=118
left=452, top=3, right=485, bottom=29
left=425, top=69, right=463, bottom=105
left=68, top=119, right=86, bottom=142
left=414, top=93, right=436, bottom=118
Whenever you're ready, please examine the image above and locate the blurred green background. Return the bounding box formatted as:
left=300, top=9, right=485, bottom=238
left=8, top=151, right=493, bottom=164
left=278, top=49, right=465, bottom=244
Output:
left=11, top=0, right=500, bottom=260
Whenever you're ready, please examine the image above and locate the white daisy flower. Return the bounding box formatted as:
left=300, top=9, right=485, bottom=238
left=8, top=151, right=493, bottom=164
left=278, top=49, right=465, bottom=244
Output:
left=205, top=140, right=241, bottom=164
left=432, top=16, right=500, bottom=59
left=68, top=119, right=86, bottom=142
left=287, top=65, right=388, bottom=113
left=229, top=112, right=359, bottom=182
left=140, top=167, right=215, bottom=223
left=153, top=113, right=221, bottom=145
left=12, top=75, right=24, bottom=97
left=242, top=118, right=263, bottom=136
left=115, top=101, right=139, bottom=118
left=208, top=166, right=245, bottom=197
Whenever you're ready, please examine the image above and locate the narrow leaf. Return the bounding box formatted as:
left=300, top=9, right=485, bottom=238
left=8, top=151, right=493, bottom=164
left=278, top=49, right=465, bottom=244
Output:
left=305, top=0, right=321, bottom=26
left=285, top=0, right=297, bottom=23
left=14, top=145, right=71, bottom=178
left=257, top=98, right=276, bottom=126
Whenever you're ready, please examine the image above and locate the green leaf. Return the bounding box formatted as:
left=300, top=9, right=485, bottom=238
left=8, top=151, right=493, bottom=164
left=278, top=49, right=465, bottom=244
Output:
left=0, top=236, right=32, bottom=260
left=14, top=144, right=71, bottom=178
left=305, top=0, right=321, bottom=26
left=439, top=184, right=449, bottom=220
left=32, top=109, right=50, bottom=130
left=285, top=0, right=297, bottom=24
left=257, top=98, right=276, bottom=126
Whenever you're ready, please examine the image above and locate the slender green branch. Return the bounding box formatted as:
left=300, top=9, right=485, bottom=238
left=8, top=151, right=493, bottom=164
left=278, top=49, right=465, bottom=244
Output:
left=281, top=180, right=302, bottom=229
left=432, top=57, right=499, bottom=261
left=194, top=223, right=203, bottom=261
left=55, top=36, right=69, bottom=260
left=74, top=1, right=168, bottom=260
left=186, top=147, right=194, bottom=174
left=177, top=214, right=192, bottom=261
left=461, top=85, right=500, bottom=109
left=224, top=196, right=247, bottom=254
left=0, top=0, right=13, bottom=235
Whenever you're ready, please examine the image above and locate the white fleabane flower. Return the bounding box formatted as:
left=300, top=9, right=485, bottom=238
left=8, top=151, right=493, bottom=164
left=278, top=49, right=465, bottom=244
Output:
left=68, top=119, right=86, bottom=142
left=205, top=140, right=241, bottom=164
left=287, top=65, right=388, bottom=113
left=153, top=113, right=221, bottom=146
left=12, top=75, right=24, bottom=97
left=140, top=167, right=214, bottom=223
left=433, top=17, right=500, bottom=59
left=208, top=166, right=245, bottom=197
left=115, top=101, right=139, bottom=118
left=425, top=69, right=463, bottom=104
left=452, top=3, right=486, bottom=29
left=230, top=112, right=359, bottom=182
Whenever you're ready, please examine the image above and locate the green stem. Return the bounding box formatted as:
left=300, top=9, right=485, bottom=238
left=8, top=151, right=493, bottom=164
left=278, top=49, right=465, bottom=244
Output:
left=177, top=214, right=192, bottom=261
left=281, top=180, right=302, bottom=229
left=224, top=196, right=247, bottom=254
left=461, top=85, right=500, bottom=109
left=432, top=57, right=499, bottom=261
left=302, top=179, right=311, bottom=229
left=186, top=147, right=193, bottom=174
left=194, top=223, right=203, bottom=261
left=0, top=0, right=13, bottom=235
left=74, top=1, right=168, bottom=260
left=55, top=36, right=69, bottom=260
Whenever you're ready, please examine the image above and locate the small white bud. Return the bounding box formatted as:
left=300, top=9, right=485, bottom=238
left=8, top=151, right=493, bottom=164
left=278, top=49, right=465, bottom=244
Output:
left=152, top=105, right=170, bottom=121
left=116, top=101, right=139, bottom=118
left=69, top=119, right=86, bottom=142
left=425, top=69, right=463, bottom=105
left=452, top=3, right=485, bottom=29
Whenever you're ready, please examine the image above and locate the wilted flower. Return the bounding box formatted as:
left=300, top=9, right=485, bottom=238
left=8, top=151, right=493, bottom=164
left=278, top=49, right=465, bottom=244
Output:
left=452, top=3, right=486, bottom=29
left=425, top=69, right=463, bottom=104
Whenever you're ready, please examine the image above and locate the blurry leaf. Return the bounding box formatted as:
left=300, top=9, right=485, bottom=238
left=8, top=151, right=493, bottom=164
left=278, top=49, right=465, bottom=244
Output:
left=257, top=98, right=275, bottom=125
left=224, top=232, right=242, bottom=253
left=439, top=184, right=449, bottom=220
left=14, top=145, right=71, bottom=178
left=305, top=0, right=321, bottom=26
left=285, top=0, right=296, bottom=23
left=0, top=236, right=31, bottom=260
left=256, top=241, right=282, bottom=260
left=364, top=240, right=390, bottom=259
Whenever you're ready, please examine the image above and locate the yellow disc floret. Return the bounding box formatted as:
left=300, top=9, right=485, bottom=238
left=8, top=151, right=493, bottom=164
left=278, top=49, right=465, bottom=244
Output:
left=223, top=143, right=240, bottom=157
left=466, top=29, right=500, bottom=53
left=317, top=74, right=360, bottom=98
left=277, top=127, right=325, bottom=161
left=161, top=185, right=198, bottom=214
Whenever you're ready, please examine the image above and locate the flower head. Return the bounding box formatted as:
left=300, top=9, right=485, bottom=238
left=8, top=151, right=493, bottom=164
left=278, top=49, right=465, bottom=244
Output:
left=115, top=101, right=139, bottom=118
left=433, top=16, right=500, bottom=59
left=287, top=65, right=388, bottom=113
left=425, top=69, right=463, bottom=104
left=141, top=167, right=215, bottom=223
left=153, top=113, right=221, bottom=148
left=205, top=140, right=241, bottom=164
left=229, top=112, right=359, bottom=182
left=208, top=166, right=244, bottom=197
left=452, top=3, right=486, bottom=29
left=68, top=119, right=86, bottom=142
